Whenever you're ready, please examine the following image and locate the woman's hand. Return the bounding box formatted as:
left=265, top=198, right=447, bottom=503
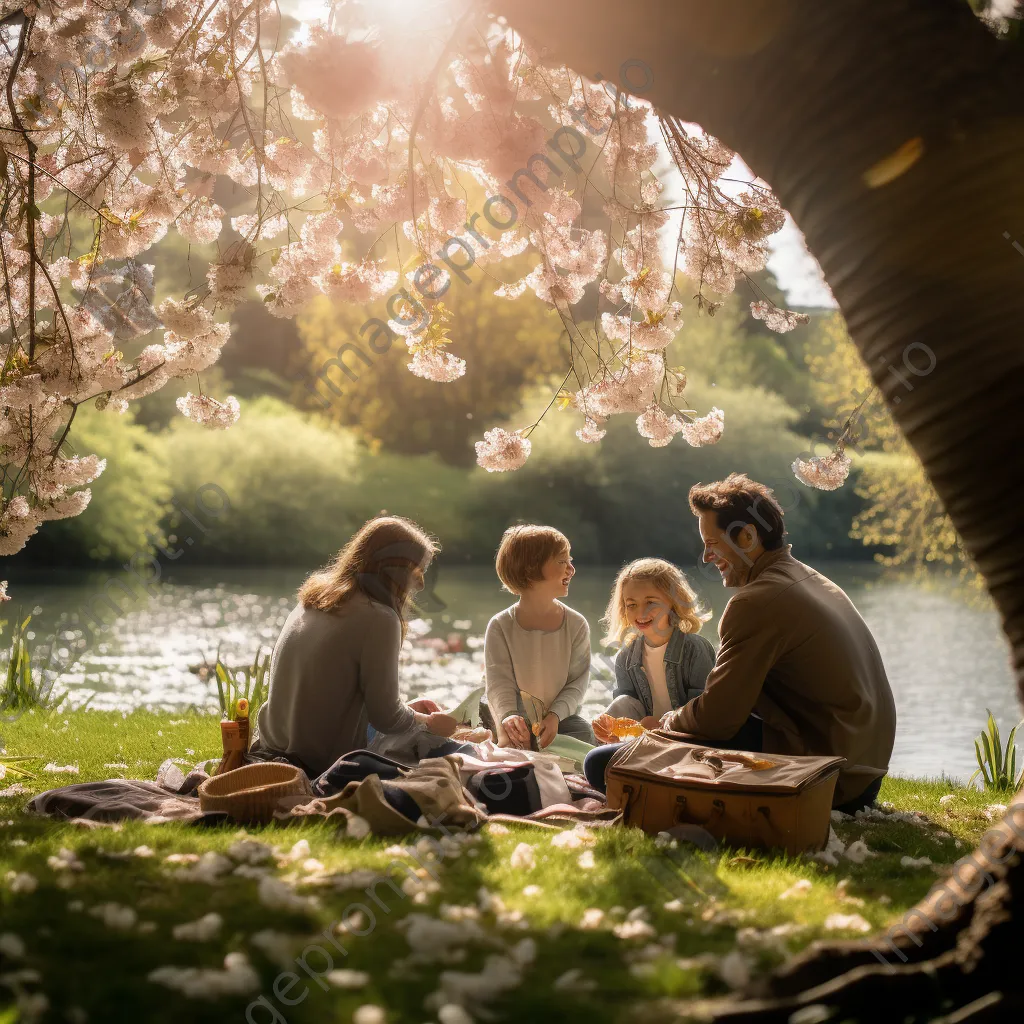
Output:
left=502, top=714, right=531, bottom=749
left=408, top=697, right=443, bottom=714
left=592, top=713, right=618, bottom=745
left=425, top=712, right=459, bottom=737
left=535, top=712, right=559, bottom=749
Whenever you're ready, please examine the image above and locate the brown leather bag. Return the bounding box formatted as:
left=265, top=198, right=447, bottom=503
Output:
left=605, top=730, right=846, bottom=855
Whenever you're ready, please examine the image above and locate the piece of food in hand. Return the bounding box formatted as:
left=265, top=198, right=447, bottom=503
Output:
left=606, top=716, right=645, bottom=739
left=531, top=721, right=542, bottom=736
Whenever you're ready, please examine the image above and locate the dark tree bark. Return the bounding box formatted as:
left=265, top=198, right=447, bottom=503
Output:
left=492, top=1, right=1024, bottom=1019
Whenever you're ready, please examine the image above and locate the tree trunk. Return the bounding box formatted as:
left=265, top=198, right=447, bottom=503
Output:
left=495, top=1, right=1024, bottom=1018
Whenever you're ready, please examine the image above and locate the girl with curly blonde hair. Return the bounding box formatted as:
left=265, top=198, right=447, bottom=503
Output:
left=585, top=558, right=715, bottom=789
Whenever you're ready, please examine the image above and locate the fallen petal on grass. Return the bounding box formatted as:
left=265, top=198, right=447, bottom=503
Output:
left=147, top=951, right=260, bottom=999
left=7, top=871, right=38, bottom=893
left=257, top=875, right=319, bottom=913
left=553, top=967, right=597, bottom=993
left=843, top=839, right=877, bottom=864
left=613, top=919, right=656, bottom=940
left=900, top=855, right=933, bottom=868
left=823, top=912, right=872, bottom=933
left=88, top=902, right=137, bottom=930
left=325, top=968, right=370, bottom=988
left=352, top=1005, right=387, bottom=1024
left=172, top=912, right=222, bottom=941
left=509, top=842, right=535, bottom=871
left=778, top=879, right=812, bottom=900
left=718, top=950, right=752, bottom=989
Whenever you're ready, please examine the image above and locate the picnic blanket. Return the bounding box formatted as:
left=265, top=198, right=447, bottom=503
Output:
left=27, top=752, right=610, bottom=833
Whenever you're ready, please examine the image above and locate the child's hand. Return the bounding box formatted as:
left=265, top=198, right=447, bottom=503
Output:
left=535, top=712, right=559, bottom=749
left=425, top=712, right=459, bottom=737
left=502, top=715, right=531, bottom=749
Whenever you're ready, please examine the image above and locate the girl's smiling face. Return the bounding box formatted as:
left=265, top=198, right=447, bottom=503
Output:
left=621, top=579, right=673, bottom=645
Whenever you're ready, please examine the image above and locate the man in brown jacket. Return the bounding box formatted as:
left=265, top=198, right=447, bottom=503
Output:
left=663, top=473, right=897, bottom=811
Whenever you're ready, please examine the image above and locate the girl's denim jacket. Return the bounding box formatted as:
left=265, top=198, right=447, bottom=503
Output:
left=607, top=629, right=716, bottom=720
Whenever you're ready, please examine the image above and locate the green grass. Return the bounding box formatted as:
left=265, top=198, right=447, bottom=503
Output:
left=0, top=710, right=1006, bottom=1024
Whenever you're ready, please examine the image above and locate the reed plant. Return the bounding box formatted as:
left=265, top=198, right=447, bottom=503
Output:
left=0, top=611, right=66, bottom=714
left=970, top=709, right=1023, bottom=793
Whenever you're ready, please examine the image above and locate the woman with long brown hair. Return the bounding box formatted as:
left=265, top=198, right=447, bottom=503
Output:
left=250, top=515, right=458, bottom=778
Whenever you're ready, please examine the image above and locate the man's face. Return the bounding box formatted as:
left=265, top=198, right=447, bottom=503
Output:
left=697, top=510, right=758, bottom=588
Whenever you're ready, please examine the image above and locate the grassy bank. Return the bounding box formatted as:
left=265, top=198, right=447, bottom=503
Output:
left=0, top=710, right=1008, bottom=1024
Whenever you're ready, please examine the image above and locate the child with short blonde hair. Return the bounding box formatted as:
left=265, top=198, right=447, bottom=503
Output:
left=483, top=524, right=595, bottom=749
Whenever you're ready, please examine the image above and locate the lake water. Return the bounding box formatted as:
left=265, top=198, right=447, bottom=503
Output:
left=3, top=561, right=1019, bottom=783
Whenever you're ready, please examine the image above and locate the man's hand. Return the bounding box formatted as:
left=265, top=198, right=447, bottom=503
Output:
left=425, top=712, right=459, bottom=737
left=502, top=715, right=531, bottom=749
left=640, top=716, right=660, bottom=731
left=592, top=713, right=617, bottom=745
left=535, top=712, right=559, bottom=749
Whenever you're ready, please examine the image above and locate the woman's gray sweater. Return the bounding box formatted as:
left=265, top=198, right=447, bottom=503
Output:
left=250, top=591, right=417, bottom=777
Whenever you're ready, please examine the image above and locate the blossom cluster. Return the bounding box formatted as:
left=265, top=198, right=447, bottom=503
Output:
left=792, top=449, right=853, bottom=491
left=0, top=0, right=819, bottom=566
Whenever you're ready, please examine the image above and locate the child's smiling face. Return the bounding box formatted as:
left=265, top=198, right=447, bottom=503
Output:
left=621, top=579, right=673, bottom=645
left=532, top=547, right=574, bottom=598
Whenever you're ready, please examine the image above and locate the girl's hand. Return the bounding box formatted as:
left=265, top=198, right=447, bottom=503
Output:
left=425, top=712, right=459, bottom=737
left=640, top=716, right=660, bottom=731
left=592, top=713, right=618, bottom=745
left=535, top=712, right=559, bottom=749
left=502, top=715, right=531, bottom=749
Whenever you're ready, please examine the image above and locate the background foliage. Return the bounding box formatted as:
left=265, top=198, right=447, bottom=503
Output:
left=9, top=236, right=970, bottom=574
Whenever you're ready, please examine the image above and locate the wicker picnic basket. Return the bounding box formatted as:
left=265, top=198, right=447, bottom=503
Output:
left=197, top=762, right=313, bottom=823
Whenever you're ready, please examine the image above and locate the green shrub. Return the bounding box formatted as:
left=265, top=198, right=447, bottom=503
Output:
left=163, top=395, right=371, bottom=564
left=26, top=405, right=172, bottom=564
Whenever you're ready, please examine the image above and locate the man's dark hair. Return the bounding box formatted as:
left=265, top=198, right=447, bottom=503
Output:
left=688, top=473, right=788, bottom=550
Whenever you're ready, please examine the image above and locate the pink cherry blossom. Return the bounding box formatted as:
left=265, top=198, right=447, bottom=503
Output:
left=637, top=404, right=683, bottom=448
left=792, top=450, right=852, bottom=491
left=475, top=428, right=532, bottom=472
left=176, top=393, right=241, bottom=429
left=576, top=419, right=607, bottom=444
left=408, top=349, right=467, bottom=383
left=750, top=300, right=811, bottom=334
left=679, top=407, right=726, bottom=447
